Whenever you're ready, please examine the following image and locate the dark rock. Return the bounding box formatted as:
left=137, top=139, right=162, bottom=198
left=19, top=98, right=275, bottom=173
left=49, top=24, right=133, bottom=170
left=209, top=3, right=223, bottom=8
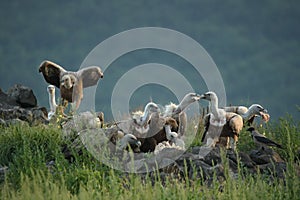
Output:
left=200, top=146, right=222, bottom=166
left=249, top=147, right=284, bottom=165
left=31, top=107, right=49, bottom=125
left=125, top=148, right=185, bottom=173
left=190, top=146, right=202, bottom=154
left=0, top=118, right=6, bottom=127
left=227, top=150, right=256, bottom=169
left=257, top=162, right=287, bottom=181
left=176, top=155, right=223, bottom=180
left=295, top=148, right=300, bottom=163
left=0, top=85, right=48, bottom=126
left=7, top=84, right=37, bottom=108
left=0, top=166, right=8, bottom=182
left=132, top=144, right=288, bottom=185
left=228, top=158, right=238, bottom=173
left=0, top=88, right=18, bottom=107
left=5, top=118, right=26, bottom=126
left=238, top=152, right=256, bottom=168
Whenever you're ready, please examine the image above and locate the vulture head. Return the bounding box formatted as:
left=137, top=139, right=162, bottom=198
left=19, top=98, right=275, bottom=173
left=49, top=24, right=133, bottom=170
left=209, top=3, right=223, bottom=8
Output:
left=118, top=134, right=142, bottom=150
left=164, top=117, right=179, bottom=141
left=60, top=74, right=77, bottom=89
left=47, top=85, right=55, bottom=95
left=200, top=91, right=217, bottom=101
left=248, top=104, right=270, bottom=122
left=249, top=104, right=267, bottom=114
left=173, top=93, right=201, bottom=114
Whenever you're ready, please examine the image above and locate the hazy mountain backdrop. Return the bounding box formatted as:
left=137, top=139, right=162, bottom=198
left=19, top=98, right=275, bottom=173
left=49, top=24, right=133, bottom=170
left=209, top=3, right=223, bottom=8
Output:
left=0, top=0, right=299, bottom=121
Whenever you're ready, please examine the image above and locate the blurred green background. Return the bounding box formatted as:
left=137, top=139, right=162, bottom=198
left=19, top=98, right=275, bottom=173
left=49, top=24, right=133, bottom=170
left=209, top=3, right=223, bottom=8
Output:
left=0, top=0, right=299, bottom=121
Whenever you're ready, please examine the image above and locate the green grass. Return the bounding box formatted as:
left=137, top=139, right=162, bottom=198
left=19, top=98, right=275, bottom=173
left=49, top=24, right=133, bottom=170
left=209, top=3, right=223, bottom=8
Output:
left=0, top=116, right=299, bottom=199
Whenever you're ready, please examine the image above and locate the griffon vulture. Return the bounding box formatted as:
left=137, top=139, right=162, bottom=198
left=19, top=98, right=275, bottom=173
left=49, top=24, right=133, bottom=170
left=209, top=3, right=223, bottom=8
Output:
left=139, top=117, right=179, bottom=152
left=163, top=92, right=201, bottom=136
left=39, top=60, right=103, bottom=112
left=222, top=104, right=270, bottom=125
left=113, top=102, right=160, bottom=138
left=47, top=85, right=57, bottom=120
left=200, top=91, right=243, bottom=149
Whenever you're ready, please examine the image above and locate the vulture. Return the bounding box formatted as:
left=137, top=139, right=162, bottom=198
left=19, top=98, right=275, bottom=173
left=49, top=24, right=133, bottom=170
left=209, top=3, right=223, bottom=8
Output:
left=222, top=104, right=270, bottom=125
left=247, top=127, right=282, bottom=149
left=39, top=60, right=103, bottom=112
left=164, top=120, right=185, bottom=149
left=46, top=84, right=69, bottom=121
left=116, top=134, right=142, bottom=152
left=200, top=91, right=243, bottom=149
left=153, top=118, right=186, bottom=154
left=163, top=92, right=201, bottom=136
left=47, top=85, right=57, bottom=120
left=139, top=117, right=179, bottom=152
left=114, top=102, right=160, bottom=138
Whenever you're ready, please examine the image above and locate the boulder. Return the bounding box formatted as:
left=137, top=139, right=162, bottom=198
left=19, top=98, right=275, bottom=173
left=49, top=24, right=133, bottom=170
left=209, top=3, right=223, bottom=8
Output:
left=257, top=162, right=287, bottom=181
left=0, top=118, right=6, bottom=127
left=7, top=84, right=37, bottom=108
left=0, top=85, right=48, bottom=125
left=0, top=166, right=8, bottom=182
left=132, top=145, right=287, bottom=184
left=249, top=147, right=284, bottom=165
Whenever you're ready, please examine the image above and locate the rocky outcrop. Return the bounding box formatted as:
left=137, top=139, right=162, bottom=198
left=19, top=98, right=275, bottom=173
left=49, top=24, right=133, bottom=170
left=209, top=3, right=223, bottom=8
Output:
left=0, top=84, right=48, bottom=126
left=7, top=84, right=37, bottom=108
left=137, top=145, right=287, bottom=185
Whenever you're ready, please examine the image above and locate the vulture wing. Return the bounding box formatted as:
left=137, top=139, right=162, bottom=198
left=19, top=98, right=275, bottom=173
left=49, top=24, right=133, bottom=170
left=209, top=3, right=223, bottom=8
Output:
left=227, top=113, right=243, bottom=134
left=148, top=112, right=166, bottom=137
left=77, top=66, right=103, bottom=88
left=201, top=113, right=211, bottom=142
left=177, top=112, right=187, bottom=136
left=39, top=60, right=66, bottom=88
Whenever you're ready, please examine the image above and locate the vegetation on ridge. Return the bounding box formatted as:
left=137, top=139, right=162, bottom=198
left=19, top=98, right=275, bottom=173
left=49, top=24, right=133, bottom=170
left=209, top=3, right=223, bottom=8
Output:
left=0, top=115, right=299, bottom=199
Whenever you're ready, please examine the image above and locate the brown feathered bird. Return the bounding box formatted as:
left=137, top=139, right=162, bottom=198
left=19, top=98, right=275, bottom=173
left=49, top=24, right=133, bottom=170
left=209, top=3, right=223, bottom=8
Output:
left=200, top=91, right=243, bottom=150
left=39, top=60, right=103, bottom=111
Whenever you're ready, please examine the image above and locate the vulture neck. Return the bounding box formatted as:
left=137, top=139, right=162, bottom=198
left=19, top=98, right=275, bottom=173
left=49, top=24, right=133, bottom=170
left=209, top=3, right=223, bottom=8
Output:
left=209, top=96, right=221, bottom=118
left=141, top=108, right=151, bottom=125
left=164, top=125, right=173, bottom=140
left=49, top=92, right=57, bottom=112
left=177, top=96, right=191, bottom=113
left=142, top=106, right=155, bottom=125
left=119, top=136, right=130, bottom=150
left=241, top=106, right=256, bottom=121
left=164, top=124, right=172, bottom=134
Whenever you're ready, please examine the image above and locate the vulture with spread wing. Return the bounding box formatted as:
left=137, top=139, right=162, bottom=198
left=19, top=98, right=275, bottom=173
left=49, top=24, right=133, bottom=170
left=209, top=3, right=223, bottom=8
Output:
left=39, top=60, right=103, bottom=111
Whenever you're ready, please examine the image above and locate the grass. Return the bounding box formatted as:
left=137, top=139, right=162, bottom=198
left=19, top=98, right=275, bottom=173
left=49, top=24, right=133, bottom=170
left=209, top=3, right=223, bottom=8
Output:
left=0, top=115, right=299, bottom=199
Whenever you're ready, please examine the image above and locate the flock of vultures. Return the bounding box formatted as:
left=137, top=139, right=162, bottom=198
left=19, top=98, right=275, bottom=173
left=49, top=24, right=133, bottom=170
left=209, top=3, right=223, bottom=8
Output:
left=39, top=60, right=282, bottom=159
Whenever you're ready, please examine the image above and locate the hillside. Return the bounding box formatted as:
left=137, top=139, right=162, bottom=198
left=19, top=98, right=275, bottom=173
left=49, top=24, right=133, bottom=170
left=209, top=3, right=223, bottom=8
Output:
left=0, top=0, right=299, bottom=120
left=0, top=116, right=299, bottom=199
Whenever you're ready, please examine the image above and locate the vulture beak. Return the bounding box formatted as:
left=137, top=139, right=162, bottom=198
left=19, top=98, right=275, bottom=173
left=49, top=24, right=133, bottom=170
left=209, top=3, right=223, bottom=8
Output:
left=100, top=72, right=104, bottom=78
left=192, top=93, right=201, bottom=101
left=261, top=108, right=268, bottom=113
left=135, top=140, right=142, bottom=147
left=199, top=93, right=210, bottom=100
